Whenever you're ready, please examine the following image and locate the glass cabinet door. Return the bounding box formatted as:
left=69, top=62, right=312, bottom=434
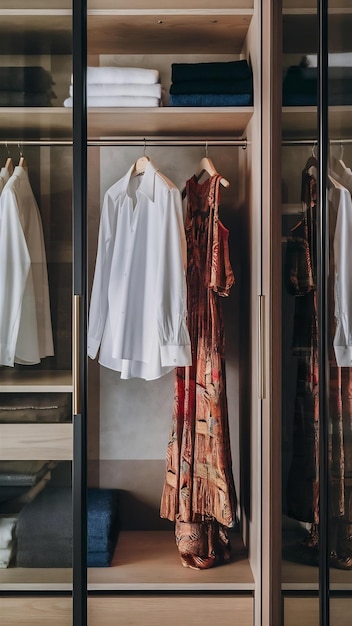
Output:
left=327, top=0, right=352, bottom=623
left=281, top=0, right=321, bottom=623
left=281, top=1, right=352, bottom=624
left=0, top=2, right=74, bottom=624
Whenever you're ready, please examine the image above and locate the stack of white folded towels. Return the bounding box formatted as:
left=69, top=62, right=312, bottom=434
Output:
left=64, top=66, right=162, bottom=107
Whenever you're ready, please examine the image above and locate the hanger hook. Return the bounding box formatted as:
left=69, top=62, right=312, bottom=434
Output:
left=143, top=138, right=146, bottom=156
left=311, top=141, right=317, bottom=158
left=205, top=140, right=208, bottom=158
left=5, top=142, right=10, bottom=156
left=18, top=142, right=23, bottom=158
left=340, top=141, right=344, bottom=160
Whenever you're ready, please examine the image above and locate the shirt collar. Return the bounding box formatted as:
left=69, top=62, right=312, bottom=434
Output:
left=122, top=159, right=158, bottom=202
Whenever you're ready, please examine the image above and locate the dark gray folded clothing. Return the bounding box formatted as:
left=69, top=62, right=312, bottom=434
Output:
left=16, top=546, right=72, bottom=568
left=0, top=66, right=54, bottom=92
left=16, top=486, right=119, bottom=567
left=0, top=91, right=56, bottom=106
left=0, top=461, right=52, bottom=487
left=169, top=93, right=252, bottom=106
left=170, top=77, right=253, bottom=95
left=171, top=59, right=251, bottom=82
left=0, top=393, right=71, bottom=423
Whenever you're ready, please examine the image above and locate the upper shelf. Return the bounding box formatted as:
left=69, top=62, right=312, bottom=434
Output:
left=0, top=107, right=253, bottom=141
left=0, top=4, right=253, bottom=55
left=282, top=3, right=352, bottom=54
left=282, top=106, right=352, bottom=140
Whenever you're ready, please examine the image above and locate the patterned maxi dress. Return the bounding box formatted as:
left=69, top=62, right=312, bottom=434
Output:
left=160, top=173, right=237, bottom=569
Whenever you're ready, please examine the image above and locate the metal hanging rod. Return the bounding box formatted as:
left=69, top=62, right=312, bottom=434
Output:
left=2, top=138, right=248, bottom=148
left=282, top=138, right=352, bottom=146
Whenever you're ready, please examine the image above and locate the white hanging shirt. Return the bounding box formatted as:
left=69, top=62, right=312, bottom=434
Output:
left=0, top=167, right=10, bottom=195
left=0, top=166, right=54, bottom=366
left=331, top=182, right=352, bottom=366
left=88, top=160, right=191, bottom=380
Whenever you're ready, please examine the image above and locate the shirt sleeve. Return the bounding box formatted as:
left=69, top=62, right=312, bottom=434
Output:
left=156, top=186, right=192, bottom=367
left=333, top=187, right=352, bottom=366
left=0, top=189, right=31, bottom=366
left=87, top=191, right=116, bottom=359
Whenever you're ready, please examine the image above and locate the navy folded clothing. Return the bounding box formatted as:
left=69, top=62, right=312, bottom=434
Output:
left=283, top=66, right=352, bottom=97
left=283, top=93, right=352, bottom=106
left=87, top=488, right=120, bottom=553
left=169, top=93, right=252, bottom=106
left=170, top=77, right=253, bottom=95
left=0, top=66, right=54, bottom=92
left=88, top=551, right=114, bottom=567
left=171, top=59, right=251, bottom=83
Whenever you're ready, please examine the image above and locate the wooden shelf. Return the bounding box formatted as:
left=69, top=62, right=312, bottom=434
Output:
left=282, top=4, right=352, bottom=54
left=0, top=530, right=253, bottom=591
left=282, top=106, right=352, bottom=140
left=0, top=370, right=72, bottom=392
left=0, top=423, right=73, bottom=460
left=0, top=107, right=252, bottom=141
left=87, top=10, right=252, bottom=55
left=88, top=107, right=253, bottom=139
left=282, top=558, right=352, bottom=592
left=0, top=108, right=72, bottom=141
left=0, top=3, right=253, bottom=55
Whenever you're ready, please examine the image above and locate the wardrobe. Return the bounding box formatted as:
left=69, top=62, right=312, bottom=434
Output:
left=0, top=1, right=350, bottom=625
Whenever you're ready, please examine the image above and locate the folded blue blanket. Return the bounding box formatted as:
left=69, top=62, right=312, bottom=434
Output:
left=87, top=488, right=120, bottom=552
left=169, top=93, right=252, bottom=106
left=88, top=551, right=114, bottom=567
left=170, top=78, right=253, bottom=95
left=171, top=60, right=251, bottom=82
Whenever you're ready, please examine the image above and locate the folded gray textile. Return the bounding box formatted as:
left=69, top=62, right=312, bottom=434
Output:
left=0, top=393, right=71, bottom=423
left=171, top=59, right=251, bottom=82
left=16, top=486, right=120, bottom=568
left=16, top=486, right=72, bottom=568
left=0, top=66, right=54, bottom=92
left=169, top=93, right=252, bottom=106
left=0, top=461, right=52, bottom=487
left=170, top=78, right=253, bottom=95
left=0, top=91, right=56, bottom=106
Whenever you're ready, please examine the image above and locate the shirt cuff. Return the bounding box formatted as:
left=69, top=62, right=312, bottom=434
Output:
left=160, top=343, right=192, bottom=367
left=87, top=337, right=100, bottom=360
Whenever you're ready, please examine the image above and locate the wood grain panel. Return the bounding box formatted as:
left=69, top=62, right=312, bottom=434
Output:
left=88, top=595, right=253, bottom=626
left=0, top=597, right=72, bottom=626
left=0, top=423, right=73, bottom=460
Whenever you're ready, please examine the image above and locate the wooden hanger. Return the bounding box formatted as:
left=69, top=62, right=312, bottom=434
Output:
left=195, top=156, right=230, bottom=189
left=133, top=155, right=150, bottom=176
left=182, top=143, right=230, bottom=199
left=133, top=139, right=150, bottom=176
left=4, top=156, right=13, bottom=175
